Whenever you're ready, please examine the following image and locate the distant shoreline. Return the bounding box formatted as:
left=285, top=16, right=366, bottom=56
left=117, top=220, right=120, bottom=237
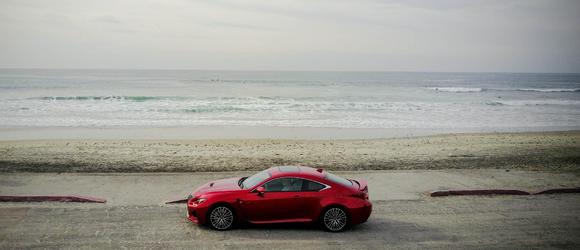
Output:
left=1, top=131, right=579, bottom=173
left=2, top=68, right=580, bottom=74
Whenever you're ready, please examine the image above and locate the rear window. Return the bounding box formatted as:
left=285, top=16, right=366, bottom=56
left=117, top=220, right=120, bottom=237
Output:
left=303, top=180, right=326, bottom=191
left=324, top=172, right=352, bottom=187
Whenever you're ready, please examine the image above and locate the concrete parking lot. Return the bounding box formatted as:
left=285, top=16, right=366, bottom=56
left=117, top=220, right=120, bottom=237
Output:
left=1, top=196, right=579, bottom=249
left=1, top=170, right=579, bottom=249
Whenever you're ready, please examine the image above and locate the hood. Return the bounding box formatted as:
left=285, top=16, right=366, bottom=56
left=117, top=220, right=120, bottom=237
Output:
left=192, top=177, right=242, bottom=197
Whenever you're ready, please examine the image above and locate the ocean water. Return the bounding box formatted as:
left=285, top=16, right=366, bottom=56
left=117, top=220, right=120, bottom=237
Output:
left=1, top=69, right=579, bottom=130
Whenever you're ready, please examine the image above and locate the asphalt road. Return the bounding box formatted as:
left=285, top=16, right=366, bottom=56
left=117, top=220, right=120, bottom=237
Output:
left=1, top=195, right=579, bottom=249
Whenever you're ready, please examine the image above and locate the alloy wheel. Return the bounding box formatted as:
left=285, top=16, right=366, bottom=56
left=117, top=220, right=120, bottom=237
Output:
left=209, top=206, right=234, bottom=230
left=323, top=207, right=348, bottom=231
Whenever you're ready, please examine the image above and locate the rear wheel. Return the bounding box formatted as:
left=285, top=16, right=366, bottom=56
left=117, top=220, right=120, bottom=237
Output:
left=208, top=206, right=234, bottom=230
left=321, top=207, right=349, bottom=232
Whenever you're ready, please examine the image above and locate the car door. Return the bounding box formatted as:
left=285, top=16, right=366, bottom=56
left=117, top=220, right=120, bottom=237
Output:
left=296, top=179, right=329, bottom=219
left=239, top=177, right=305, bottom=223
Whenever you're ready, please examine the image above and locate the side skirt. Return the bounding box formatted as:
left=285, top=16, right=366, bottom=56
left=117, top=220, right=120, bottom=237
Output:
left=248, top=218, right=312, bottom=224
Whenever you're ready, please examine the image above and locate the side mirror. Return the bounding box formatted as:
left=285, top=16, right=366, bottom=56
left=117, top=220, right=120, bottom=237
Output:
left=256, top=186, right=265, bottom=196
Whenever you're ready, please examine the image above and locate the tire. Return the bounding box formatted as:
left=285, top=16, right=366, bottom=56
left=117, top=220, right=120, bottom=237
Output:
left=208, top=205, right=235, bottom=230
left=320, top=206, right=349, bottom=232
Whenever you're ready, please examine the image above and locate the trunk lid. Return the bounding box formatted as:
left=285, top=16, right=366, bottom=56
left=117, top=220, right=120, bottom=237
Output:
left=350, top=178, right=369, bottom=200
left=350, top=178, right=368, bottom=192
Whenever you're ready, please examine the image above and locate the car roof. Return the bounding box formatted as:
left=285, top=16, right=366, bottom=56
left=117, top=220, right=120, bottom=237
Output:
left=267, top=166, right=325, bottom=179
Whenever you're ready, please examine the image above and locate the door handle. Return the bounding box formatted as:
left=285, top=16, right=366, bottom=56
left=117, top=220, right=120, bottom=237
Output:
left=293, top=195, right=300, bottom=198
left=237, top=199, right=251, bottom=204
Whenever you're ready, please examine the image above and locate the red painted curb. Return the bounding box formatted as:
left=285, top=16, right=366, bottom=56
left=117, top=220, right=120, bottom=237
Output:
left=165, top=198, right=188, bottom=204
left=0, top=195, right=106, bottom=203
left=430, top=189, right=530, bottom=197
left=534, top=187, right=580, bottom=195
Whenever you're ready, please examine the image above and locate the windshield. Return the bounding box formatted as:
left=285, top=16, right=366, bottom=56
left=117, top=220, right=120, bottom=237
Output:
left=241, top=169, right=271, bottom=189
left=324, top=172, right=352, bottom=187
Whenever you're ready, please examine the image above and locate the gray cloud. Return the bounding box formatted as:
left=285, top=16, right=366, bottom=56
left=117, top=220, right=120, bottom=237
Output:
left=0, top=0, right=579, bottom=72
left=93, top=15, right=123, bottom=25
left=203, top=21, right=273, bottom=31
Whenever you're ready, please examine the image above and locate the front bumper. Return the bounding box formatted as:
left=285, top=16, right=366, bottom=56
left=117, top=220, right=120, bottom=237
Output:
left=187, top=201, right=210, bottom=225
left=187, top=208, right=201, bottom=224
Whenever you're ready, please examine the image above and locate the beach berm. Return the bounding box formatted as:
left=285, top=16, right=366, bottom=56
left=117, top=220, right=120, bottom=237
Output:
left=1, top=131, right=578, bottom=172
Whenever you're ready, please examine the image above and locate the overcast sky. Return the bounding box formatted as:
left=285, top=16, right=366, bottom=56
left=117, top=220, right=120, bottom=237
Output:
left=1, top=0, right=579, bottom=72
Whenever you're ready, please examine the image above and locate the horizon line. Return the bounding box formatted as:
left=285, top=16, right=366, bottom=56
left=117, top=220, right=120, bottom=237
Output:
left=0, top=67, right=579, bottom=75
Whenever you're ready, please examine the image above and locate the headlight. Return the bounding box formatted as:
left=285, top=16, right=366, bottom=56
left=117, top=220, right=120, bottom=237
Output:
left=194, top=198, right=207, bottom=204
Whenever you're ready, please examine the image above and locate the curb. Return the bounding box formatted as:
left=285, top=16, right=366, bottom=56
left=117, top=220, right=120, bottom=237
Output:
left=430, top=189, right=530, bottom=197
left=0, top=195, right=106, bottom=203
left=534, top=187, right=580, bottom=195
left=165, top=198, right=188, bottom=204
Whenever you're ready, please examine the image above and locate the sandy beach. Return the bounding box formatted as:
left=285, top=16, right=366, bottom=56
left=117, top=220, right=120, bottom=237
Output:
left=1, top=131, right=578, bottom=172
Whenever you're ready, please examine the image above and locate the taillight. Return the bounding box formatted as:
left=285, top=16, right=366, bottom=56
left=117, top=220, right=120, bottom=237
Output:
left=351, top=192, right=368, bottom=200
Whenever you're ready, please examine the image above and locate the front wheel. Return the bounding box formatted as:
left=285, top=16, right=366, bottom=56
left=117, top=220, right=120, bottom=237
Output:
left=321, top=207, right=349, bottom=232
left=208, top=206, right=235, bottom=230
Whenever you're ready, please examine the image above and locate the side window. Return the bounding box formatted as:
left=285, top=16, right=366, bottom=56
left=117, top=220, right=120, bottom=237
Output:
left=263, top=178, right=303, bottom=192
left=302, top=180, right=326, bottom=191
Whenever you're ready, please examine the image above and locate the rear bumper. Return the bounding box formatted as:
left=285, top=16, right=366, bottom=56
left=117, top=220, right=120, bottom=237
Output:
left=350, top=201, right=372, bottom=225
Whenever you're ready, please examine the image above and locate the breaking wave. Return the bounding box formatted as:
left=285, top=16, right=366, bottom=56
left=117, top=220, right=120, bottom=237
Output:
left=431, top=87, right=580, bottom=93
left=516, top=88, right=580, bottom=93
left=485, top=100, right=580, bottom=106
left=431, top=87, right=485, bottom=93
left=36, top=96, right=174, bottom=102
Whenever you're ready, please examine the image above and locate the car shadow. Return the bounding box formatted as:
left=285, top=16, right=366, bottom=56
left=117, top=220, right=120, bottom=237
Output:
left=239, top=222, right=320, bottom=231
left=194, top=217, right=452, bottom=246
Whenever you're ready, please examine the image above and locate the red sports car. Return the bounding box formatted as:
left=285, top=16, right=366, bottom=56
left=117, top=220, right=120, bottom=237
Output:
left=187, top=166, right=372, bottom=232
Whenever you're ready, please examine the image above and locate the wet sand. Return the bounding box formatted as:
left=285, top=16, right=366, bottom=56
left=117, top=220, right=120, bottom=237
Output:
left=1, top=131, right=579, bottom=172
